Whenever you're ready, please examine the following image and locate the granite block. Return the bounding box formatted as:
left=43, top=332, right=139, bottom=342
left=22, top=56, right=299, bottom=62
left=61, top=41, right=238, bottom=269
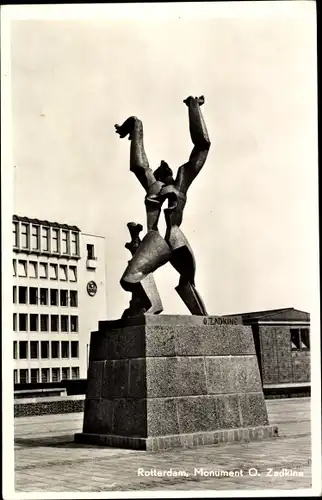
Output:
left=86, top=361, right=105, bottom=399
left=174, top=325, right=231, bottom=356
left=145, top=326, right=176, bottom=357
left=101, top=359, right=129, bottom=398
left=116, top=326, right=146, bottom=359
left=112, top=398, right=147, bottom=437
left=214, top=394, right=241, bottom=429
left=146, top=356, right=207, bottom=397
left=234, top=356, right=262, bottom=392
left=176, top=396, right=216, bottom=434
left=89, top=329, right=119, bottom=362
left=205, top=357, right=238, bottom=394
left=205, top=355, right=261, bottom=395
left=128, top=358, right=147, bottom=398
left=228, top=326, right=255, bottom=355
left=83, top=398, right=113, bottom=434
left=239, top=393, right=269, bottom=426
left=147, top=398, right=180, bottom=436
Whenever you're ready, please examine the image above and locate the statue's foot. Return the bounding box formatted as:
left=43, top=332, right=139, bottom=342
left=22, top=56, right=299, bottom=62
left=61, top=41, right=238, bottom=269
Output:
left=183, top=95, right=205, bottom=107
left=114, top=116, right=137, bottom=140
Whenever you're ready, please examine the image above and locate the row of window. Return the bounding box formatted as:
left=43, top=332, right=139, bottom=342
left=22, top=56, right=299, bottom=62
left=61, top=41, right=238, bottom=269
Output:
left=14, top=340, right=79, bottom=359
left=290, top=328, right=310, bottom=351
left=13, top=287, right=78, bottom=307
left=13, top=259, right=78, bottom=281
left=14, top=366, right=80, bottom=384
left=13, top=221, right=80, bottom=257
left=13, top=313, right=78, bottom=333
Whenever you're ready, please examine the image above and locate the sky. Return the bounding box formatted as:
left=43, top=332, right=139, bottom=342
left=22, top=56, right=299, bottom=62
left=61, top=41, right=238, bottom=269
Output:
left=6, top=2, right=318, bottom=319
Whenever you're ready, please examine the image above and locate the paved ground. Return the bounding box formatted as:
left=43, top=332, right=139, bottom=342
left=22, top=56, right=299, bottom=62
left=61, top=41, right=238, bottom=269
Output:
left=14, top=398, right=312, bottom=493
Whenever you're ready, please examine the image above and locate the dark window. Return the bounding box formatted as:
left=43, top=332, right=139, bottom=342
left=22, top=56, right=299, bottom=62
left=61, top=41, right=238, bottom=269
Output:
left=40, top=288, right=48, bottom=305
left=52, top=368, right=60, bottom=382
left=61, top=315, right=69, bottom=332
left=59, top=265, right=68, bottom=281
left=70, top=290, right=78, bottom=307
left=61, top=230, right=69, bottom=255
left=18, top=260, right=27, bottom=277
left=62, top=367, right=70, bottom=380
left=41, top=226, right=49, bottom=252
left=30, top=369, right=39, bottom=383
left=60, top=290, right=68, bottom=306
left=13, top=313, right=17, bottom=331
left=51, top=341, right=59, bottom=358
left=13, top=341, right=17, bottom=359
left=13, top=259, right=17, bottom=276
left=52, top=229, right=59, bottom=253
left=87, top=244, right=95, bottom=259
left=28, top=261, right=38, bottom=278
left=51, top=315, right=59, bottom=332
left=41, top=341, right=49, bottom=359
left=71, top=232, right=78, bottom=256
left=30, top=314, right=38, bottom=332
left=30, top=341, right=39, bottom=359
left=49, top=264, right=58, bottom=280
left=31, top=225, right=39, bottom=251
left=41, top=368, right=50, bottom=383
left=19, top=341, right=28, bottom=359
left=69, top=266, right=77, bottom=282
left=40, top=314, right=49, bottom=332
left=20, top=369, right=28, bottom=384
left=19, top=314, right=27, bottom=331
left=21, top=223, right=28, bottom=249
left=13, top=286, right=17, bottom=304
left=71, top=341, right=79, bottom=358
left=291, top=328, right=310, bottom=351
left=14, top=370, right=18, bottom=384
left=50, top=289, right=58, bottom=306
left=18, top=286, right=27, bottom=304
left=61, top=341, right=69, bottom=358
left=39, top=263, right=48, bottom=279
left=72, top=367, right=79, bottom=379
left=70, top=316, right=78, bottom=332
left=29, top=287, right=38, bottom=305
left=301, top=328, right=310, bottom=350
left=13, top=222, right=18, bottom=247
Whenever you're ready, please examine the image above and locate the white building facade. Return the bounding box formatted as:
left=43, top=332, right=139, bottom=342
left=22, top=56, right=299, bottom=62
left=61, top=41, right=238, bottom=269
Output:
left=13, top=215, right=107, bottom=384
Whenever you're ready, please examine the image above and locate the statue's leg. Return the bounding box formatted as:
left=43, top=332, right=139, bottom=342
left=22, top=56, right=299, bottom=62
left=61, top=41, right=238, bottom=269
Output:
left=167, top=225, right=208, bottom=316
left=123, top=223, right=163, bottom=318
left=120, top=230, right=172, bottom=317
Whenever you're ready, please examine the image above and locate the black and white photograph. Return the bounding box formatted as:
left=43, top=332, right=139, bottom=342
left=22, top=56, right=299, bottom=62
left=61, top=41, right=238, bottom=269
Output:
left=1, top=1, right=321, bottom=497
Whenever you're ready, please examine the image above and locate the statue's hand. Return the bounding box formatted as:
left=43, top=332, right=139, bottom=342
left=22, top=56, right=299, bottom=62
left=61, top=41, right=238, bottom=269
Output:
left=183, top=95, right=205, bottom=107
left=114, top=116, right=137, bottom=140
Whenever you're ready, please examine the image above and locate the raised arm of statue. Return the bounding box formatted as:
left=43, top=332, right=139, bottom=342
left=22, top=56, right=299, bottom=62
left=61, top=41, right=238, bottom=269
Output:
left=175, top=96, right=211, bottom=194
left=115, top=117, right=156, bottom=192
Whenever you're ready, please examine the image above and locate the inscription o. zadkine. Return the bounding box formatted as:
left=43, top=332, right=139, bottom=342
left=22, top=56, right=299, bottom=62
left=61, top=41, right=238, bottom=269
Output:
left=203, top=317, right=238, bottom=325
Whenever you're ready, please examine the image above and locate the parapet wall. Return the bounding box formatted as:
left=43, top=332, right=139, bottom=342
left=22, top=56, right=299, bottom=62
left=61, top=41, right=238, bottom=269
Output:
left=14, top=394, right=85, bottom=418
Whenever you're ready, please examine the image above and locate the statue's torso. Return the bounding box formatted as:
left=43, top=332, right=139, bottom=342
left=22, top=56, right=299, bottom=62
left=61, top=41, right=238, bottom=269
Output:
left=145, top=181, right=187, bottom=231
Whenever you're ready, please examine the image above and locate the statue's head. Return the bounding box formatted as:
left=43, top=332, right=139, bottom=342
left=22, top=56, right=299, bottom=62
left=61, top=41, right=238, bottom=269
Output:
left=154, top=160, right=174, bottom=185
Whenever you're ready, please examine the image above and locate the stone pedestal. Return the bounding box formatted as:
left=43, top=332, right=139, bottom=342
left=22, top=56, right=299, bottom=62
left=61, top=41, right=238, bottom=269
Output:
left=75, top=315, right=278, bottom=450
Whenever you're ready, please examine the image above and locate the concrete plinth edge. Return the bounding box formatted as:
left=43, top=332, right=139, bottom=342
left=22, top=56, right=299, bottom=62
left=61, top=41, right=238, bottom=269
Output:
left=74, top=424, right=279, bottom=451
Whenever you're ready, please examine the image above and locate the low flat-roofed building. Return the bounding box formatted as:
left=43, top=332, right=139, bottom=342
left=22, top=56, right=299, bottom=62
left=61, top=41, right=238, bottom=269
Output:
left=224, top=308, right=310, bottom=389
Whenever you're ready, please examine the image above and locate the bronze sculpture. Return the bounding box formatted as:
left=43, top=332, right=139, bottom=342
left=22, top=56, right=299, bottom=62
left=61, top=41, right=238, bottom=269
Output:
left=115, top=96, right=211, bottom=317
